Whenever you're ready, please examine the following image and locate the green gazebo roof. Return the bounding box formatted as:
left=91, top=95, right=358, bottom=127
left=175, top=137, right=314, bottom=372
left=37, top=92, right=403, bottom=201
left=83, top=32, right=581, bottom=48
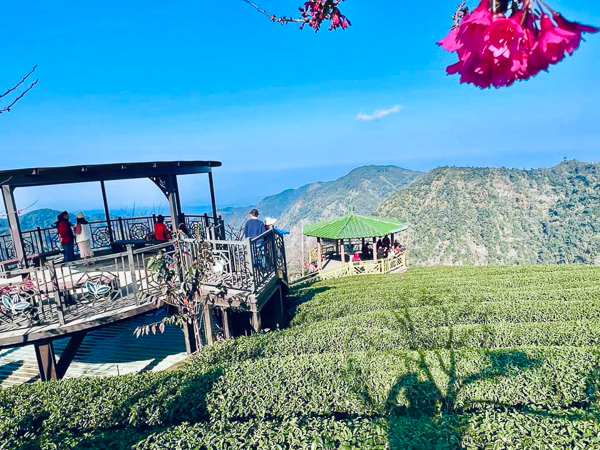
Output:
left=303, top=214, right=408, bottom=240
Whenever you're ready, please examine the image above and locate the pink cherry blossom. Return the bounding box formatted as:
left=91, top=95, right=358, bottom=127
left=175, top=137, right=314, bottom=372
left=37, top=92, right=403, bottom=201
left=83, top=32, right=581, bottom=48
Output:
left=438, top=0, right=598, bottom=89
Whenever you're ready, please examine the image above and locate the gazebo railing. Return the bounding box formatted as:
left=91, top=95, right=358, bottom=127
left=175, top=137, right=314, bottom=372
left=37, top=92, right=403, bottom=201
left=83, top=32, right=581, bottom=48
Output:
left=0, top=214, right=224, bottom=263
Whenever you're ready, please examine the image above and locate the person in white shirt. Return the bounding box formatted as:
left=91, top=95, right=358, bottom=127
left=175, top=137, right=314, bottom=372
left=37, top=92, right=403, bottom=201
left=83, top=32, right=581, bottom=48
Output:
left=75, top=212, right=94, bottom=264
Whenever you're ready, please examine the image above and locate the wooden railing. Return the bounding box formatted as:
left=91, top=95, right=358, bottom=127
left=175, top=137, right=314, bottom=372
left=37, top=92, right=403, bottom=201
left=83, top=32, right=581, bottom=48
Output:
left=293, top=252, right=407, bottom=286
left=0, top=229, right=288, bottom=340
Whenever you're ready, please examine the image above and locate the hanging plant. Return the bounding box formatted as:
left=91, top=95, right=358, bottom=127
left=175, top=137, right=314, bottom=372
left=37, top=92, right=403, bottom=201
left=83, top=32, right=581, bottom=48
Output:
left=438, top=0, right=599, bottom=88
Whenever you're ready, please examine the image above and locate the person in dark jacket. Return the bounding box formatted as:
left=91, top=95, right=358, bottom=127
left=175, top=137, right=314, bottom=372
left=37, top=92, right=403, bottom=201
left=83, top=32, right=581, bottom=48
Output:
left=244, top=209, right=266, bottom=239
left=55, top=211, right=75, bottom=263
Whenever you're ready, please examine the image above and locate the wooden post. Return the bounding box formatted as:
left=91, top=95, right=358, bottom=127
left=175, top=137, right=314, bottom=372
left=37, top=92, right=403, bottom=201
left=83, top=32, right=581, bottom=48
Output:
left=55, top=332, right=86, bottom=379
left=2, top=185, right=27, bottom=268
left=118, top=217, right=125, bottom=241
left=203, top=307, right=215, bottom=345
left=34, top=342, right=58, bottom=381
left=208, top=171, right=218, bottom=226
left=222, top=308, right=232, bottom=339
left=126, top=245, right=138, bottom=300
left=172, top=174, right=183, bottom=218
left=49, top=262, right=66, bottom=326
left=317, top=237, right=323, bottom=270
left=100, top=181, right=114, bottom=245
left=340, top=239, right=346, bottom=265
left=251, top=311, right=261, bottom=333
left=167, top=175, right=180, bottom=232
left=183, top=322, right=198, bottom=354
left=373, top=237, right=377, bottom=262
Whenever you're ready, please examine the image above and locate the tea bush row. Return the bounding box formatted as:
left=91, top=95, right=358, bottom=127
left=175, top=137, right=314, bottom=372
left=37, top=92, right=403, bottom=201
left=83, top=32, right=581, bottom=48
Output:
left=2, top=347, right=599, bottom=447
left=191, top=318, right=600, bottom=365
left=291, top=266, right=600, bottom=325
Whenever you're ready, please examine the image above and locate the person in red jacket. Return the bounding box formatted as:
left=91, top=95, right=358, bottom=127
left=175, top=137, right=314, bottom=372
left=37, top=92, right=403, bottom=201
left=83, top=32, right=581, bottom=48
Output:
left=55, top=211, right=75, bottom=263
left=154, top=215, right=171, bottom=242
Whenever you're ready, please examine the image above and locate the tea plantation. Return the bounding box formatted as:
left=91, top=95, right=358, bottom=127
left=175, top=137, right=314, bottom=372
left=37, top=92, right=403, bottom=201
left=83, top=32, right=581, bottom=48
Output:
left=2, top=265, right=600, bottom=449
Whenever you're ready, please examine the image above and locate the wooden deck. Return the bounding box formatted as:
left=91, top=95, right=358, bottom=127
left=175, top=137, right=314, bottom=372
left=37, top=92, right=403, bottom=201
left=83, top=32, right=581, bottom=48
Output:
left=0, top=230, right=288, bottom=350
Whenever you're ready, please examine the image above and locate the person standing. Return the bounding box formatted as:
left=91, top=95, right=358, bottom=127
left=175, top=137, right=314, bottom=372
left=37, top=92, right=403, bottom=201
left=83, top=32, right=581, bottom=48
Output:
left=244, top=209, right=266, bottom=239
left=56, top=211, right=75, bottom=263
left=75, top=212, right=94, bottom=264
left=264, top=217, right=277, bottom=231
left=154, top=215, right=171, bottom=242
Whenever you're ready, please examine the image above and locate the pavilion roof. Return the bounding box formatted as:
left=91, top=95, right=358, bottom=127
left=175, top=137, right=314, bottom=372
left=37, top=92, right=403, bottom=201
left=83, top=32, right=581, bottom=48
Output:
left=0, top=160, right=221, bottom=188
left=303, top=214, right=408, bottom=240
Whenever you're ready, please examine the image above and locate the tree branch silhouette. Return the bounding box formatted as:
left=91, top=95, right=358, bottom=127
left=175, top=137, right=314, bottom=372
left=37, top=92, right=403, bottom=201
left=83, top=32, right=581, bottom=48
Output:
left=1, top=66, right=39, bottom=114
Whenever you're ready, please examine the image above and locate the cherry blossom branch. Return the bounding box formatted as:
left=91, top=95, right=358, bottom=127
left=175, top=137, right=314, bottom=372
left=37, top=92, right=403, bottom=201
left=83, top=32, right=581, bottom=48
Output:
left=242, top=0, right=306, bottom=25
left=242, top=0, right=350, bottom=32
left=1, top=66, right=39, bottom=114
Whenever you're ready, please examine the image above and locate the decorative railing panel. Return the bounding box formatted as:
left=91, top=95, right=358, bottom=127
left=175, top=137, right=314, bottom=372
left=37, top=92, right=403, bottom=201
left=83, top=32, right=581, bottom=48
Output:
left=0, top=214, right=224, bottom=263
left=0, top=242, right=176, bottom=337
left=0, top=227, right=287, bottom=339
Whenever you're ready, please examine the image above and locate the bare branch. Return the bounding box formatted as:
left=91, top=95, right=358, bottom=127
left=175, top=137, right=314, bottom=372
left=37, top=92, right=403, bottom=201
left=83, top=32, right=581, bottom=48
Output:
left=0, top=65, right=38, bottom=99
left=241, top=0, right=306, bottom=25
left=0, top=78, right=38, bottom=114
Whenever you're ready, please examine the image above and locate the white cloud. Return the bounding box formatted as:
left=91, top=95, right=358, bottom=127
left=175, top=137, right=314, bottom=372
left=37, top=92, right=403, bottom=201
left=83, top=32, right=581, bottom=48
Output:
left=356, top=104, right=403, bottom=122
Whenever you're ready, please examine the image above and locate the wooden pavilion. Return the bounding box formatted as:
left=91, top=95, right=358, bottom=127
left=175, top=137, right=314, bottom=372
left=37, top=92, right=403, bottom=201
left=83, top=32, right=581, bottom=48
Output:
left=303, top=213, right=408, bottom=270
left=0, top=161, right=222, bottom=269
left=0, top=161, right=289, bottom=382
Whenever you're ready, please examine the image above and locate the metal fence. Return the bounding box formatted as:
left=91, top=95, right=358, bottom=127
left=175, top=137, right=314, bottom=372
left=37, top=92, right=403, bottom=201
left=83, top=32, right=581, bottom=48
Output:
left=0, top=214, right=224, bottom=263
left=0, top=229, right=287, bottom=339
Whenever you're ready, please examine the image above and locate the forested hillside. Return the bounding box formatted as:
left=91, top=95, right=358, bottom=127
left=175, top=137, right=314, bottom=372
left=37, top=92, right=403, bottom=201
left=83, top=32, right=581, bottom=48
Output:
left=379, top=161, right=600, bottom=266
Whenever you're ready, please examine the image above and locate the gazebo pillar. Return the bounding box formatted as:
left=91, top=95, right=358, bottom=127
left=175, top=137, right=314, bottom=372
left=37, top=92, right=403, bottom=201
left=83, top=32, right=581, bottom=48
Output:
left=340, top=239, right=346, bottom=265
left=317, top=237, right=323, bottom=270
left=1, top=185, right=27, bottom=267
left=373, top=237, right=377, bottom=262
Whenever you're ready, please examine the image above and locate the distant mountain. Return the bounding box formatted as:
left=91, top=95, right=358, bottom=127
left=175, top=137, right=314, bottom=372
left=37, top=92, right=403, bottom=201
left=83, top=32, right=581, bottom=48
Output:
left=221, top=165, right=422, bottom=229
left=379, top=161, right=600, bottom=266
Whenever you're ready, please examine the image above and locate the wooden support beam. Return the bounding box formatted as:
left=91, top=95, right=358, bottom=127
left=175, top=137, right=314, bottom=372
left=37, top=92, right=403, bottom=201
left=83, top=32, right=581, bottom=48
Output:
left=34, top=342, right=57, bottom=381
left=34, top=332, right=88, bottom=381
left=208, top=171, right=218, bottom=225
left=2, top=185, right=27, bottom=268
left=340, top=239, right=346, bottom=265
left=167, top=175, right=181, bottom=231
left=203, top=307, right=215, bottom=346
left=56, top=332, right=86, bottom=379
left=100, top=181, right=114, bottom=245
left=277, top=284, right=286, bottom=329
left=222, top=308, right=232, bottom=339
left=183, top=322, right=198, bottom=354
left=251, top=311, right=262, bottom=333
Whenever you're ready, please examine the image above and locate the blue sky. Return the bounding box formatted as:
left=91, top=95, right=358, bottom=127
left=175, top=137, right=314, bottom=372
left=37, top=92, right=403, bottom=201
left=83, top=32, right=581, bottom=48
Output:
left=2, top=0, right=600, bottom=213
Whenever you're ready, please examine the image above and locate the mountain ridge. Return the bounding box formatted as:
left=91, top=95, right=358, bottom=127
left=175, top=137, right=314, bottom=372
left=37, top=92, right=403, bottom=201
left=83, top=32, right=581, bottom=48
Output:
left=379, top=160, right=600, bottom=266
